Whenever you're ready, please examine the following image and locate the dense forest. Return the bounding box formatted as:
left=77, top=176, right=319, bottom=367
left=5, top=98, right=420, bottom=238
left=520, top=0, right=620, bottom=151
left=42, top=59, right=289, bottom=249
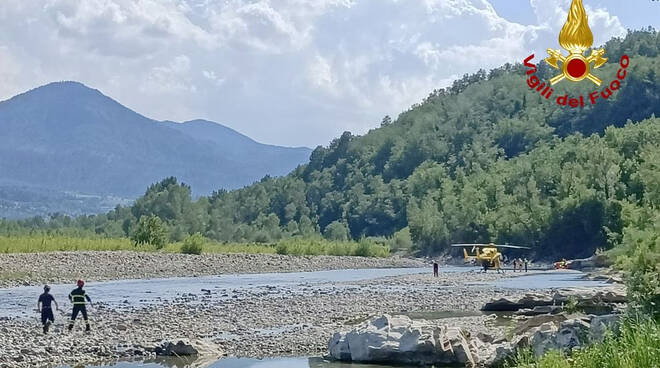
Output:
left=1, top=29, right=659, bottom=260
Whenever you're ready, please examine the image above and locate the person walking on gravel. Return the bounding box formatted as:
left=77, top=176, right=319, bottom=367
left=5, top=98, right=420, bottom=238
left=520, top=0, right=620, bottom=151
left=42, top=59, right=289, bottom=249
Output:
left=37, top=285, right=60, bottom=334
left=68, top=279, right=92, bottom=332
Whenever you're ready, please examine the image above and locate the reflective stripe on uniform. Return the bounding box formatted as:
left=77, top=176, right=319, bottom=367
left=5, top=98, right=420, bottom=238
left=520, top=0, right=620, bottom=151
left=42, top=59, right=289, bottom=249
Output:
left=70, top=293, right=87, bottom=305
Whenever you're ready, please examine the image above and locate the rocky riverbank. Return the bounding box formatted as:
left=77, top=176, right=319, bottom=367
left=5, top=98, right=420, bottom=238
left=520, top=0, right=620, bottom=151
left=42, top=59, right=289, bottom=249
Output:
left=0, top=269, right=516, bottom=367
left=0, top=251, right=426, bottom=288
left=328, top=274, right=627, bottom=367
left=0, top=267, right=625, bottom=368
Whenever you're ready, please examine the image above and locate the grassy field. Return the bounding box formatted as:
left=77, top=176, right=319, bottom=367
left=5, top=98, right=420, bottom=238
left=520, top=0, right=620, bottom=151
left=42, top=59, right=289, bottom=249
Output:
left=0, top=235, right=136, bottom=253
left=274, top=238, right=390, bottom=257
left=508, top=318, right=660, bottom=368
left=0, top=235, right=389, bottom=257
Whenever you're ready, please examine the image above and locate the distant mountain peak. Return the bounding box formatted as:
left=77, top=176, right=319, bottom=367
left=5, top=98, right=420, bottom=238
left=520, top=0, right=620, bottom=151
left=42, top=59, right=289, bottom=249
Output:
left=15, top=80, right=101, bottom=96
left=0, top=81, right=312, bottom=212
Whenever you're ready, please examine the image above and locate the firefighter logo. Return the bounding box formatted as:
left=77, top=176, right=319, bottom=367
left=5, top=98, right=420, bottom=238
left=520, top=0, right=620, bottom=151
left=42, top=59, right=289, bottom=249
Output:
left=545, top=0, right=607, bottom=86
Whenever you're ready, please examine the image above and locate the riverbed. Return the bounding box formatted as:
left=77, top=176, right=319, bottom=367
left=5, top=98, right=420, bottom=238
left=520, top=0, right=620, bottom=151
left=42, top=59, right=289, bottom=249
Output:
left=0, top=267, right=441, bottom=318
left=0, top=263, right=615, bottom=368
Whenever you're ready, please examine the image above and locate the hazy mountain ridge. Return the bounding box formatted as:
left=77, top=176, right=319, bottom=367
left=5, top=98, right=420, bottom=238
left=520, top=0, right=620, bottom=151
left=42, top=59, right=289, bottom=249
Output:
left=0, top=81, right=311, bottom=218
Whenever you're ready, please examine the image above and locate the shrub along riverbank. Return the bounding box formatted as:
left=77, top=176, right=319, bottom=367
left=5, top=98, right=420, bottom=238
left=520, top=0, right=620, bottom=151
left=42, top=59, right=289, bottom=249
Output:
left=0, top=235, right=390, bottom=257
left=508, top=317, right=660, bottom=368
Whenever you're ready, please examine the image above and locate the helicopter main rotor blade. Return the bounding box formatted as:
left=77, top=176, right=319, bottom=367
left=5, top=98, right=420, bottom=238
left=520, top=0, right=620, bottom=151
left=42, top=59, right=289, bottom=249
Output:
left=494, top=244, right=532, bottom=249
left=450, top=244, right=488, bottom=247
left=450, top=243, right=531, bottom=249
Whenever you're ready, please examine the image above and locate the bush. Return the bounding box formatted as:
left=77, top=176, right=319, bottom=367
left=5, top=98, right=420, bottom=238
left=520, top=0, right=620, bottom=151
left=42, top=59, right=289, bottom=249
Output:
left=508, top=318, right=660, bottom=368
left=615, top=209, right=660, bottom=318
left=389, top=227, right=413, bottom=252
left=180, top=233, right=204, bottom=255
left=274, top=237, right=390, bottom=257
left=131, top=215, right=168, bottom=249
left=562, top=295, right=580, bottom=314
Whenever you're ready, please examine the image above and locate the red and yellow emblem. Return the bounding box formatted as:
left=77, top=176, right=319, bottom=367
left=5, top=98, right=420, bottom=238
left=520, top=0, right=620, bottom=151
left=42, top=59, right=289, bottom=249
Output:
left=545, top=0, right=607, bottom=86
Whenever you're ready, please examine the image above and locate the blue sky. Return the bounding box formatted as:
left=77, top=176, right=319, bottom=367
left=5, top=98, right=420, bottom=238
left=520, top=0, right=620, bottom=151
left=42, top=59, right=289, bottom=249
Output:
left=490, top=0, right=657, bottom=30
left=0, top=0, right=657, bottom=147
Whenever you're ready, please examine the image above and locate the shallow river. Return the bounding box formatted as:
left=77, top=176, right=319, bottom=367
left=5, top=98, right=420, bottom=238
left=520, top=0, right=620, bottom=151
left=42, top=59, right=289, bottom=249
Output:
left=0, top=267, right=461, bottom=318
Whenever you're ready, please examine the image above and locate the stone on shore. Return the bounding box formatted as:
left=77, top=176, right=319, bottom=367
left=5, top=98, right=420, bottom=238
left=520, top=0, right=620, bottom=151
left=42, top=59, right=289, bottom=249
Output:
left=150, top=339, right=221, bottom=357
left=514, top=316, right=597, bottom=357
left=328, top=314, right=504, bottom=367
left=482, top=294, right=552, bottom=312
left=589, top=314, right=621, bottom=343
left=516, top=305, right=564, bottom=316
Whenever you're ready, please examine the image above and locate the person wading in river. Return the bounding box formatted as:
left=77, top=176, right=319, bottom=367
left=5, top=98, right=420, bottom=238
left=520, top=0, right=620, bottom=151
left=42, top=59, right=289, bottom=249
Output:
left=68, top=279, right=92, bottom=332
left=433, top=261, right=439, bottom=277
left=37, top=285, right=60, bottom=334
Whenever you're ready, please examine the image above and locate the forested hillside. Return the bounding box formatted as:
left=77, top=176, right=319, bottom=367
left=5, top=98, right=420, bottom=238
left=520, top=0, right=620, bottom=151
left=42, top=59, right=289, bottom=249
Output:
left=2, top=30, right=658, bottom=259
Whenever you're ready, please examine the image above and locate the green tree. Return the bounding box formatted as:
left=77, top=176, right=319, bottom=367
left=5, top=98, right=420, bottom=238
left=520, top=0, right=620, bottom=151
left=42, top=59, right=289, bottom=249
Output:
left=131, top=215, right=168, bottom=249
left=324, top=221, right=350, bottom=241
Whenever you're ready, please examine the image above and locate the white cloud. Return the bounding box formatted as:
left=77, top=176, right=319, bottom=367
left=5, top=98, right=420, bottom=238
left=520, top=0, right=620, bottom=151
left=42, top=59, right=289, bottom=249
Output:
left=0, top=0, right=636, bottom=147
left=202, top=70, right=226, bottom=86
left=141, top=55, right=196, bottom=93
left=530, top=0, right=625, bottom=49
left=0, top=46, right=21, bottom=98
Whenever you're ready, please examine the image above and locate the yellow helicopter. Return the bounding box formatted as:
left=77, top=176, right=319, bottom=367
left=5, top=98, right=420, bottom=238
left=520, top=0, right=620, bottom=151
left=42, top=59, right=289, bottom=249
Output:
left=451, top=243, right=531, bottom=273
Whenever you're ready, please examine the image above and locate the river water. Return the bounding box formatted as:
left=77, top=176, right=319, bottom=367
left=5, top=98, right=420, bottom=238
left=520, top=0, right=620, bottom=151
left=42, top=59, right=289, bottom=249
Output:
left=1, top=267, right=474, bottom=318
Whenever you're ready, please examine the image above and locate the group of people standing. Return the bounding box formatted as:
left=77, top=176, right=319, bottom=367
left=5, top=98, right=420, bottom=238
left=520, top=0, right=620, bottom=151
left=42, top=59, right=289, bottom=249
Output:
left=511, top=258, right=529, bottom=272
left=37, top=279, right=92, bottom=334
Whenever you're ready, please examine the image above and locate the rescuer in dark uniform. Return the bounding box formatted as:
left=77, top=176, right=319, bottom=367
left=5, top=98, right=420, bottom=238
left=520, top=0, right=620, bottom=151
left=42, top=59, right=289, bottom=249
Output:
left=68, top=279, right=92, bottom=332
left=37, top=285, right=60, bottom=334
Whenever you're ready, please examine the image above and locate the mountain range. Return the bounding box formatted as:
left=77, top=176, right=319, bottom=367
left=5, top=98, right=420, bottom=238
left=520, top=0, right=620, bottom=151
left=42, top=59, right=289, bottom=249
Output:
left=0, top=81, right=311, bottom=218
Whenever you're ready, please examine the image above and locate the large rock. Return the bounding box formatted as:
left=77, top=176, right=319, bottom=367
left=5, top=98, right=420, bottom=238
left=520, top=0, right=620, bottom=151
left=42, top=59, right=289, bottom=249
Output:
left=518, top=294, right=554, bottom=308
left=159, top=340, right=198, bottom=356
left=589, top=314, right=621, bottom=343
left=552, top=291, right=627, bottom=305
left=328, top=314, right=481, bottom=366
left=567, top=254, right=611, bottom=270
left=328, top=333, right=351, bottom=361
left=471, top=336, right=514, bottom=367
left=528, top=322, right=559, bottom=357
left=551, top=291, right=626, bottom=315
left=482, top=294, right=552, bottom=312
left=517, top=317, right=593, bottom=357
left=481, top=298, right=523, bottom=312
left=516, top=305, right=563, bottom=316
left=514, top=314, right=568, bottom=336
left=148, top=339, right=221, bottom=357
left=595, top=291, right=627, bottom=304
left=556, top=319, right=591, bottom=351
